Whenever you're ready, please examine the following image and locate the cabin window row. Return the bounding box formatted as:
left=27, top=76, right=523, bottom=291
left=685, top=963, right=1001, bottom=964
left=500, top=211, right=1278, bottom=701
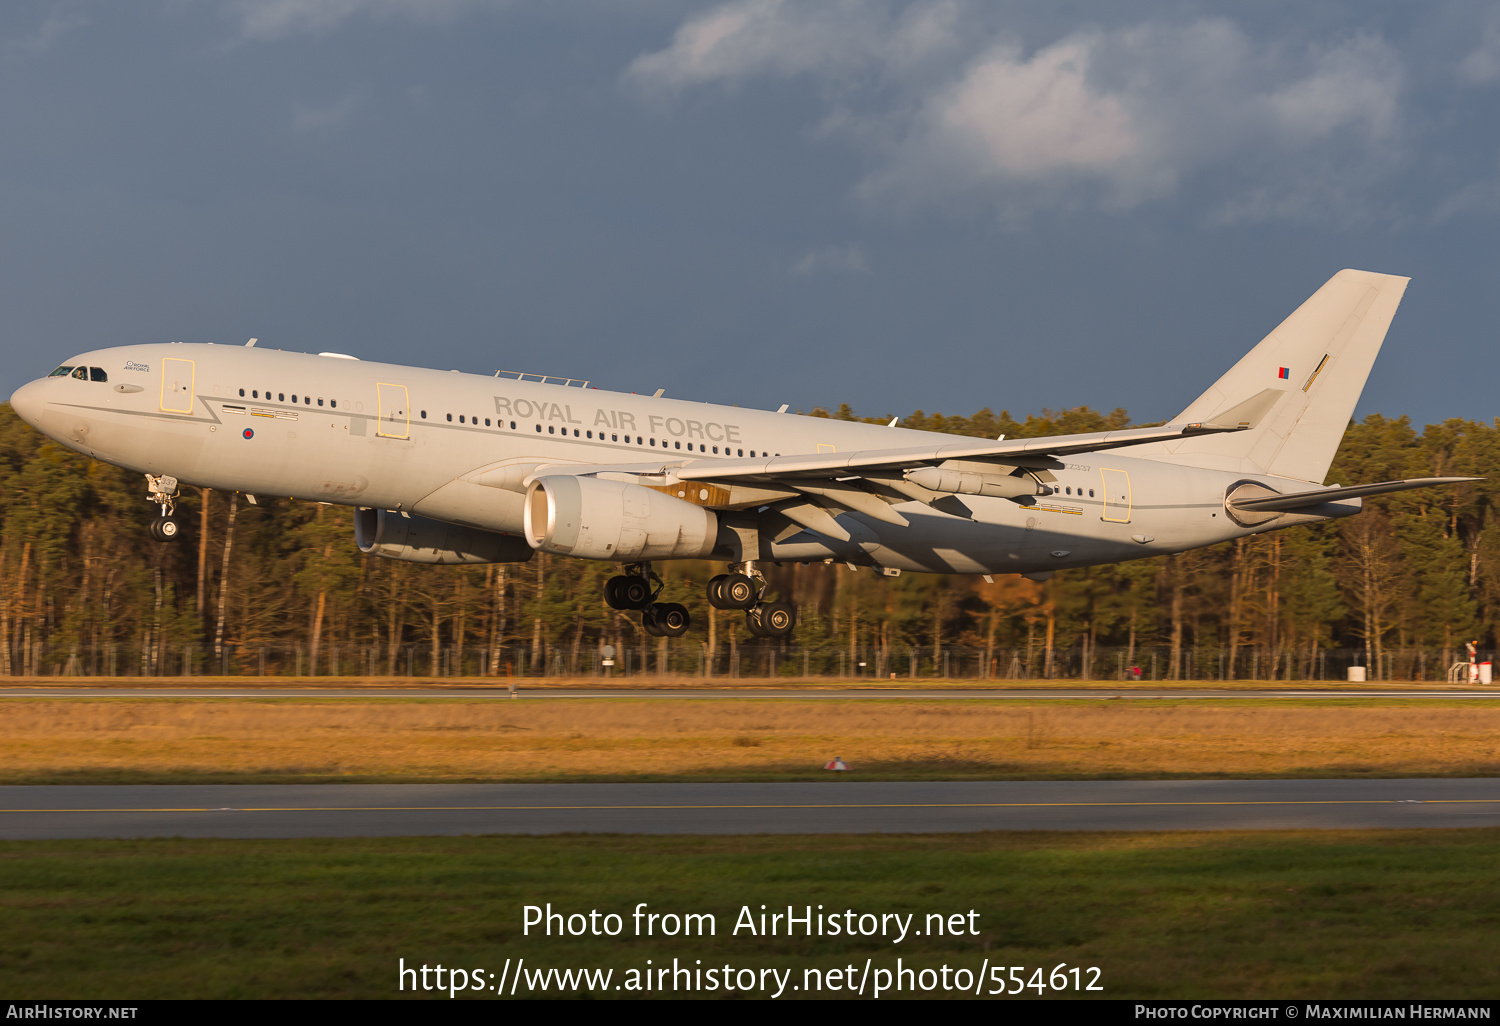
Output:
left=418, top=411, right=518, bottom=430
left=410, top=412, right=775, bottom=457
left=237, top=389, right=337, bottom=408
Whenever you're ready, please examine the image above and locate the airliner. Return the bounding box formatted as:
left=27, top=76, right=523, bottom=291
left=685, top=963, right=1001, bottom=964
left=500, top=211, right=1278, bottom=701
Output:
left=6, top=269, right=1473, bottom=639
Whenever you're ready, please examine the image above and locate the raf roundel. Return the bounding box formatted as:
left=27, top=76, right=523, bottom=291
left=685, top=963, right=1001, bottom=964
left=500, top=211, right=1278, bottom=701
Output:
left=243, top=428, right=254, bottom=440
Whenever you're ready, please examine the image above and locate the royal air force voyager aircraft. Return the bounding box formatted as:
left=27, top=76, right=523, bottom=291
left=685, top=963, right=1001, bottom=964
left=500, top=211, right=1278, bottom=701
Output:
left=7, top=269, right=1477, bottom=639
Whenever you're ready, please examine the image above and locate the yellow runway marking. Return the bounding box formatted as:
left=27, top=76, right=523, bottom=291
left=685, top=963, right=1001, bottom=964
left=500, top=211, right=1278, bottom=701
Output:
left=3, top=799, right=1499, bottom=814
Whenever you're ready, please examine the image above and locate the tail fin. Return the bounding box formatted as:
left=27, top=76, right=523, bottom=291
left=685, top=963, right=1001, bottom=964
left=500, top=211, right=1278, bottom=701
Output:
left=1137, top=269, right=1409, bottom=483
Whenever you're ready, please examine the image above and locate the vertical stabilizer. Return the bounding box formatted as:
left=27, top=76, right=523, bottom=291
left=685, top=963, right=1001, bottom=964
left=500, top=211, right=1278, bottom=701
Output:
left=1137, top=269, right=1409, bottom=483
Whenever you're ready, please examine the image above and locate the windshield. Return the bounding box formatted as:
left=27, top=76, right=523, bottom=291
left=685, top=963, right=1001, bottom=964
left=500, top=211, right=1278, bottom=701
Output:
left=47, top=366, right=73, bottom=377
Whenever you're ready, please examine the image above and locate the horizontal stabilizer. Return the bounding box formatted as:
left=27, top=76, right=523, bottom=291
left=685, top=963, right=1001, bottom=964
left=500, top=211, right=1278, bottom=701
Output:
left=1196, top=388, right=1282, bottom=431
left=1228, top=477, right=1480, bottom=513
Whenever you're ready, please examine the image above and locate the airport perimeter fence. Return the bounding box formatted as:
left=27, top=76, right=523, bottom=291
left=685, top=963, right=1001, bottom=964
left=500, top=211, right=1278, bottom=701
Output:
left=6, top=640, right=1495, bottom=683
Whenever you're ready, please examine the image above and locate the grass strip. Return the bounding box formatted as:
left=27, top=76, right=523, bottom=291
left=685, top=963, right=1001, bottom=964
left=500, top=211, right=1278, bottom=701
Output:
left=3, top=697, right=1498, bottom=784
left=2, top=829, right=1499, bottom=999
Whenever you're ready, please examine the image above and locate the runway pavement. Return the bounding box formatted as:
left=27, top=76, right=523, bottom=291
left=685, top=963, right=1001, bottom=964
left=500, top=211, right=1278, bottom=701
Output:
left=4, top=687, right=1498, bottom=700
left=1, top=779, right=1497, bottom=839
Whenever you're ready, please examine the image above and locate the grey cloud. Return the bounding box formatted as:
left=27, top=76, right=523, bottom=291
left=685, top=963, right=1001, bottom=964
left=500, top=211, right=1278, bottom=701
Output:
left=292, top=92, right=361, bottom=133
left=632, top=2, right=1408, bottom=221
left=231, top=0, right=499, bottom=41
left=792, top=244, right=869, bottom=275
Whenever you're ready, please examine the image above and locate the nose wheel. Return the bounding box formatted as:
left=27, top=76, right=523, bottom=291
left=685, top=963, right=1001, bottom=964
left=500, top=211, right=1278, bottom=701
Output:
left=145, top=474, right=183, bottom=543
left=149, top=516, right=182, bottom=541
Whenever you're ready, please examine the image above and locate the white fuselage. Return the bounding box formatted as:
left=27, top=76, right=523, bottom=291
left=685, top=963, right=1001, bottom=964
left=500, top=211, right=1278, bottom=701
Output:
left=8, top=343, right=1353, bottom=575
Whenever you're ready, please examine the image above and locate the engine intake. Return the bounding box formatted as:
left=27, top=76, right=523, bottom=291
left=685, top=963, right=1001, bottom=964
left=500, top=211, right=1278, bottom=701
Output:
left=355, top=508, right=534, bottom=564
left=524, top=475, right=718, bottom=561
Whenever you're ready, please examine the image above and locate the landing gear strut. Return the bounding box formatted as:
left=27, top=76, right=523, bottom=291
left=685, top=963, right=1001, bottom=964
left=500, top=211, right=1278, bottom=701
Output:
left=146, top=474, right=182, bottom=542
left=707, top=561, right=796, bottom=638
left=604, top=563, right=689, bottom=639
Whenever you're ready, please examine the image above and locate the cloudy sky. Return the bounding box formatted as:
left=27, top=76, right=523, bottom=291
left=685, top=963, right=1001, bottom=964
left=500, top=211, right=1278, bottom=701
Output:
left=2, top=0, right=1497, bottom=427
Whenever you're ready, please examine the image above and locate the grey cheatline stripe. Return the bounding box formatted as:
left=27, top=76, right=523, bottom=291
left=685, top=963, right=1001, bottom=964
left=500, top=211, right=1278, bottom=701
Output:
left=5, top=799, right=1500, bottom=814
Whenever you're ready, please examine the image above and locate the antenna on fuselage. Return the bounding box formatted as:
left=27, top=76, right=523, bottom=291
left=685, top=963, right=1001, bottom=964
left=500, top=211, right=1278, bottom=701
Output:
left=245, top=338, right=258, bottom=347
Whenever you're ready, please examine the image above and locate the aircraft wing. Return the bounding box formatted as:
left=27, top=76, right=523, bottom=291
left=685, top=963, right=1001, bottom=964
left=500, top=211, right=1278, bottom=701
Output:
left=674, top=422, right=1244, bottom=483
left=519, top=422, right=1251, bottom=537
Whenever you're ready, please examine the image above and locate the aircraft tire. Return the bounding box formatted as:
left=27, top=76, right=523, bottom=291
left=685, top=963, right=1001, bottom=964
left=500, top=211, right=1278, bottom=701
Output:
left=744, top=607, right=770, bottom=638
left=719, top=573, right=757, bottom=610
left=757, top=601, right=796, bottom=638
left=706, top=574, right=730, bottom=608
left=603, top=576, right=626, bottom=609
left=652, top=602, right=690, bottom=638
left=158, top=517, right=181, bottom=541
left=641, top=608, right=666, bottom=637
left=611, top=576, right=651, bottom=610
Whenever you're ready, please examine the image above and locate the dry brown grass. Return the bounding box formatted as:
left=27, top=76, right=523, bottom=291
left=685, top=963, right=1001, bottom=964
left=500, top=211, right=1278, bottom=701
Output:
left=3, top=698, right=1500, bottom=781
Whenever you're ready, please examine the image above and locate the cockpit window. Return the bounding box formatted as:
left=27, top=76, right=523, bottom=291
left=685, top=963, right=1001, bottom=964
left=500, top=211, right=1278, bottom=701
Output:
left=48, top=366, right=73, bottom=377
left=70, top=367, right=88, bottom=380
left=89, top=367, right=107, bottom=382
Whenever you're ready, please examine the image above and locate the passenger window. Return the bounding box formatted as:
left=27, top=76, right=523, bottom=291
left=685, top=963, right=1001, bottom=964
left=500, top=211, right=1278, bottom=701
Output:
left=750, top=450, right=756, bottom=458
left=548, top=426, right=555, bottom=434
left=1090, top=489, right=1095, bottom=497
left=485, top=418, right=491, bottom=426
left=611, top=433, right=618, bottom=441
left=330, top=399, right=337, bottom=408
left=420, top=411, right=427, bottom=419
left=674, top=441, right=681, bottom=449
left=318, top=398, right=324, bottom=407
left=637, top=436, right=643, bottom=444
left=536, top=424, right=541, bottom=432
left=90, top=368, right=107, bottom=382
left=737, top=449, right=743, bottom=457
left=48, top=366, right=73, bottom=377
left=510, top=421, right=516, bottom=430
left=71, top=367, right=87, bottom=380
left=240, top=389, right=246, bottom=397
left=713, top=446, right=718, bottom=454
left=278, top=393, right=284, bottom=402
left=586, top=430, right=592, bottom=439
left=252, top=390, right=259, bottom=399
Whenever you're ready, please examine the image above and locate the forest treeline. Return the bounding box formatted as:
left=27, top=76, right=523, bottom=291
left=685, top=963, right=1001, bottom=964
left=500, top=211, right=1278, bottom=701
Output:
left=0, top=399, right=1495, bottom=679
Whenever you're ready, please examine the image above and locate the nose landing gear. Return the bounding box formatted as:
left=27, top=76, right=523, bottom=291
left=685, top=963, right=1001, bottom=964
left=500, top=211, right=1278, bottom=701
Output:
left=708, top=561, right=796, bottom=638
left=604, top=563, right=690, bottom=638
left=145, top=474, right=182, bottom=542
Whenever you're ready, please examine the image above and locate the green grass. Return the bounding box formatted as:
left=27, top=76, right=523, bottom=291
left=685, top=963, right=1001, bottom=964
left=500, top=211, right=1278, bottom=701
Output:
left=3, top=830, right=1499, bottom=999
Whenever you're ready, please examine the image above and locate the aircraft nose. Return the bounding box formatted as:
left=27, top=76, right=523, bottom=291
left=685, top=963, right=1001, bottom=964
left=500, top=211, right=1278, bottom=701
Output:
left=9, top=379, right=48, bottom=429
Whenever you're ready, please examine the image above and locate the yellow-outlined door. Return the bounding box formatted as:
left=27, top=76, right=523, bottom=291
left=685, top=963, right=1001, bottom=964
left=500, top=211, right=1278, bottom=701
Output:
left=160, top=358, right=195, bottom=413
left=376, top=383, right=409, bottom=438
left=1100, top=468, right=1131, bottom=523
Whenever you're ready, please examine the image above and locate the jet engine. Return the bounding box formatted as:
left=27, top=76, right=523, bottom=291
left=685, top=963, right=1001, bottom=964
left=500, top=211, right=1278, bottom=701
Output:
left=354, top=507, right=534, bottom=564
left=524, top=475, right=718, bottom=561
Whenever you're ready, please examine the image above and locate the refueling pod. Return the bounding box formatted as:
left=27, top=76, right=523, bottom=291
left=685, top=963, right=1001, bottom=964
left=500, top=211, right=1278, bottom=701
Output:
left=355, top=507, right=534, bottom=564
left=525, top=475, right=718, bottom=561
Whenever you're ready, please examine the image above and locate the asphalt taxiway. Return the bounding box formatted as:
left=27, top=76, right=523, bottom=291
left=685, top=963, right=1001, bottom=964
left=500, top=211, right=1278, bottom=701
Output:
left=2, top=779, right=1497, bottom=839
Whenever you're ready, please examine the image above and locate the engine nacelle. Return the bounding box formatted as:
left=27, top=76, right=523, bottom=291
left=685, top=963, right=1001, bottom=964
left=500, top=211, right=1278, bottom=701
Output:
left=524, top=475, right=718, bottom=561
left=354, top=507, right=534, bottom=564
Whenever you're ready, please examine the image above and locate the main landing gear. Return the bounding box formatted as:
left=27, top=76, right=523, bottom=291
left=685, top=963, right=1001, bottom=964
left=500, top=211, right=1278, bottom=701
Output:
left=604, top=564, right=690, bottom=638
left=601, top=561, right=798, bottom=640
left=707, top=561, right=796, bottom=639
left=145, top=474, right=182, bottom=542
